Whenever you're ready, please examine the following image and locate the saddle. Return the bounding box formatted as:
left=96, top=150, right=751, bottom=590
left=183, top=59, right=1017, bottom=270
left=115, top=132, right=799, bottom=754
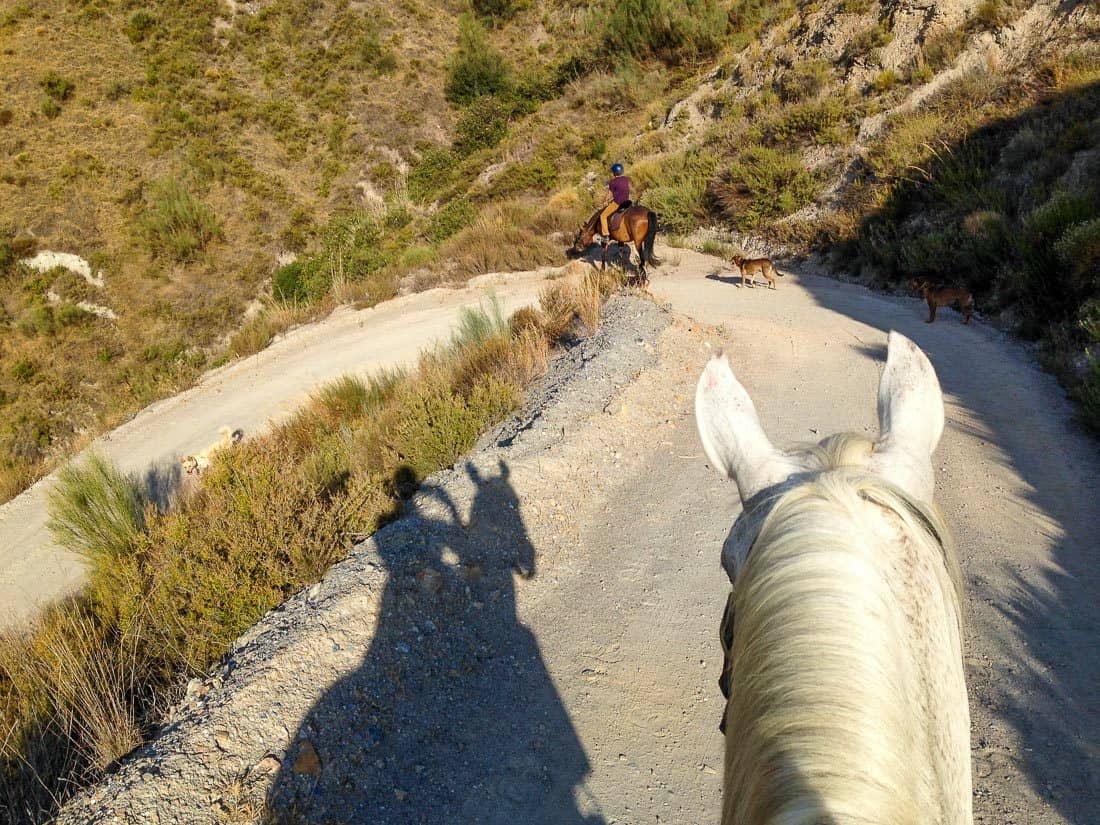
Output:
left=607, top=200, right=633, bottom=233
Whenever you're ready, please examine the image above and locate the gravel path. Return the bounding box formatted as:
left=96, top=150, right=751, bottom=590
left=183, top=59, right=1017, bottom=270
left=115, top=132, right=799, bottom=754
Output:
left=0, top=268, right=566, bottom=627
left=55, top=249, right=1099, bottom=824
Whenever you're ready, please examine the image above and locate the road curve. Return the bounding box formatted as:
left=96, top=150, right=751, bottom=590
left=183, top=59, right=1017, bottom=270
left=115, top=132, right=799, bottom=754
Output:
left=0, top=269, right=562, bottom=627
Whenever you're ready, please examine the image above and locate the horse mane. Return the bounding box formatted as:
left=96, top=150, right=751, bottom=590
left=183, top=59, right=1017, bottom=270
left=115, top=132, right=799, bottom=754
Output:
left=722, top=433, right=966, bottom=825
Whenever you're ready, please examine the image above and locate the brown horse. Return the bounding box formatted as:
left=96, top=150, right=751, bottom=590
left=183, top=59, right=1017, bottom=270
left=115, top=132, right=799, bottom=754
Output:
left=569, top=204, right=659, bottom=285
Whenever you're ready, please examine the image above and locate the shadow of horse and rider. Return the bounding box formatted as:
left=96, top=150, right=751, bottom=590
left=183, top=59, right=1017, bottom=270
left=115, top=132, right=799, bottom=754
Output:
left=267, top=461, right=605, bottom=825
left=567, top=203, right=660, bottom=286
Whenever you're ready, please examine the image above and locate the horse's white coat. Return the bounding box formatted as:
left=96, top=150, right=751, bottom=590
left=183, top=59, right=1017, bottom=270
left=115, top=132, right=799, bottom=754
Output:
left=697, top=332, right=972, bottom=825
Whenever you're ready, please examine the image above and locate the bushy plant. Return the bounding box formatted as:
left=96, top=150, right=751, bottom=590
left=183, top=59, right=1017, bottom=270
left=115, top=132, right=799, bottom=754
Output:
left=46, top=454, right=146, bottom=569
left=39, top=72, right=75, bottom=102
left=124, top=10, right=156, bottom=43
left=1054, top=216, right=1100, bottom=292
left=764, top=98, right=848, bottom=145
left=843, top=22, right=893, bottom=63
left=922, top=25, right=967, bottom=71
left=594, top=0, right=727, bottom=66
left=427, top=198, right=478, bottom=243
left=713, top=146, right=818, bottom=229
left=444, top=16, right=511, bottom=105
left=139, top=179, right=220, bottom=262
left=633, top=150, right=719, bottom=234
left=969, top=0, right=1013, bottom=31
left=472, top=0, right=523, bottom=25
left=453, top=97, right=511, bottom=155
left=408, top=148, right=460, bottom=203
left=777, top=59, right=832, bottom=103
left=872, top=69, right=900, bottom=92
left=1073, top=355, right=1100, bottom=433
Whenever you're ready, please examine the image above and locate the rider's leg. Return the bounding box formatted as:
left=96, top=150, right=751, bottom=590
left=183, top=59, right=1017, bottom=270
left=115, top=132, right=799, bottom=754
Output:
left=599, top=202, right=618, bottom=239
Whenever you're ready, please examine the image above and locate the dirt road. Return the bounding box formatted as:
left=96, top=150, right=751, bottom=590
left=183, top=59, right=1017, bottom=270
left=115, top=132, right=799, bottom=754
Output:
left=58, top=248, right=1098, bottom=824
left=0, top=269, right=558, bottom=627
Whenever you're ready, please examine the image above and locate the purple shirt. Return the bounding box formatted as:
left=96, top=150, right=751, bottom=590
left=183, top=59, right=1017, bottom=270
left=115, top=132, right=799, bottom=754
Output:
left=609, top=175, right=631, bottom=205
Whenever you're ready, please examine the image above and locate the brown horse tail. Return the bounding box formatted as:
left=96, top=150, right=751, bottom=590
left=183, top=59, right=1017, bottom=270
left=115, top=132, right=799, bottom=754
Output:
left=642, top=210, right=660, bottom=265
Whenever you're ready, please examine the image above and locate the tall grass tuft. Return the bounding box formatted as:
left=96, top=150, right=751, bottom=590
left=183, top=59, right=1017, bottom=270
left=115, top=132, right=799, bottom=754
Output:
left=453, top=298, right=509, bottom=348
left=139, top=180, right=220, bottom=262
left=47, top=454, right=145, bottom=567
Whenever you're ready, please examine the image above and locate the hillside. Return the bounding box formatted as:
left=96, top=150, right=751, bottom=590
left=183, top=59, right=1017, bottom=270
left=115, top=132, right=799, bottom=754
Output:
left=2, top=0, right=1098, bottom=504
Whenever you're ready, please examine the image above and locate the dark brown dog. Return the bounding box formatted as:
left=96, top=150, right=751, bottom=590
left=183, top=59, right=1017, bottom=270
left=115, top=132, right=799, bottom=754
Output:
left=911, top=279, right=974, bottom=324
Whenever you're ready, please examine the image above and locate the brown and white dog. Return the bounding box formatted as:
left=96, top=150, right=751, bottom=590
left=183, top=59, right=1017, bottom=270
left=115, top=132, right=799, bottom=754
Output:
left=732, top=255, right=783, bottom=289
left=180, top=426, right=244, bottom=475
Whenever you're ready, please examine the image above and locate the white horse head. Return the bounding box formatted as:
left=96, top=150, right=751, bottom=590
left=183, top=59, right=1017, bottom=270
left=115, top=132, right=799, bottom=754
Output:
left=696, top=330, right=944, bottom=505
left=696, top=331, right=972, bottom=825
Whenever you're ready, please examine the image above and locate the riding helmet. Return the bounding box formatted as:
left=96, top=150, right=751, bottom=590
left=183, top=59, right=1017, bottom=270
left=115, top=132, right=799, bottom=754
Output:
left=611, top=162, right=624, bottom=175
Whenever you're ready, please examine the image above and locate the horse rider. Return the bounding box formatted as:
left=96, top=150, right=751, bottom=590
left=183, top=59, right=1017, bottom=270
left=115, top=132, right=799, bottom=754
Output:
left=598, top=162, right=631, bottom=243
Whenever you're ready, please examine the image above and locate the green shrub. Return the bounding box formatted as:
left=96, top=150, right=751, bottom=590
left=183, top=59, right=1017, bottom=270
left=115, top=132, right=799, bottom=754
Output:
left=381, top=377, right=518, bottom=479
left=777, top=59, right=832, bottom=102
left=842, top=0, right=872, bottom=11
left=273, top=212, right=390, bottom=303
left=408, top=148, right=459, bottom=203
left=0, top=229, right=14, bottom=271
left=910, top=61, right=934, bottom=83
left=124, top=10, right=155, bottom=43
left=634, top=150, right=719, bottom=234
left=312, top=375, right=384, bottom=424
left=969, top=0, right=1013, bottom=31
left=488, top=156, right=558, bottom=197
left=18, top=305, right=57, bottom=338
left=41, top=98, right=61, bottom=119
left=472, top=0, right=523, bottom=24
left=400, top=245, right=438, bottom=269
left=47, top=454, right=146, bottom=569
left=39, top=72, right=75, bottom=102
left=139, top=179, right=220, bottom=262
left=764, top=98, right=848, bottom=145
left=872, top=69, right=900, bottom=92
left=444, top=15, right=511, bottom=105
left=273, top=261, right=320, bottom=303
left=452, top=299, right=509, bottom=349
left=1054, top=217, right=1100, bottom=292
left=1074, top=355, right=1100, bottom=433
left=426, top=198, right=477, bottom=243
left=922, top=26, right=967, bottom=71
left=10, top=358, right=36, bottom=382
left=843, top=22, right=893, bottom=63
left=55, top=303, right=93, bottom=327
left=453, top=97, right=511, bottom=155
left=1025, top=191, right=1096, bottom=246
left=727, top=0, right=798, bottom=51
left=594, top=0, right=726, bottom=66
left=713, top=146, right=818, bottom=229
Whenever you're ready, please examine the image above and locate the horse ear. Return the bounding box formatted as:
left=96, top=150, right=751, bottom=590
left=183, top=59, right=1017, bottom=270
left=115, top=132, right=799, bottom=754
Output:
left=695, top=352, right=799, bottom=503
left=868, top=331, right=944, bottom=502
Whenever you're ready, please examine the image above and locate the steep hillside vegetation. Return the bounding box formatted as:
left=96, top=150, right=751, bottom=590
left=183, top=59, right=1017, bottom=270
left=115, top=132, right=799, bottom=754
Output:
left=3, top=1, right=1094, bottom=506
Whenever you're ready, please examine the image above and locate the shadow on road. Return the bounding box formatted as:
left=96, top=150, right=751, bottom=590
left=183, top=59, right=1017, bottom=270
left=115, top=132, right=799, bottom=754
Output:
left=267, top=461, right=605, bottom=824
left=791, top=264, right=1100, bottom=821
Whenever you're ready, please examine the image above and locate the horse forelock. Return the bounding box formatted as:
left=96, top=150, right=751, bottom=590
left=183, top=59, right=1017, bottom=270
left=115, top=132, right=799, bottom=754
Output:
left=721, top=436, right=969, bottom=825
